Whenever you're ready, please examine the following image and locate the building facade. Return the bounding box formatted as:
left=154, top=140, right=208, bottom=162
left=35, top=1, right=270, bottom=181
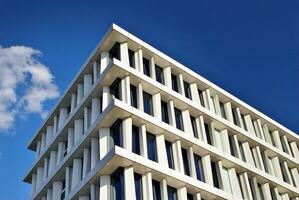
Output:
left=24, top=24, right=299, bottom=200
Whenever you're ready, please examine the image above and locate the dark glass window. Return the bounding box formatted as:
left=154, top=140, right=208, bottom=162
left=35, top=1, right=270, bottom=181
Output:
left=165, top=141, right=174, bottom=169
left=110, top=78, right=121, bottom=100
left=204, top=123, right=212, bottom=145
left=228, top=135, right=236, bottom=157
left=219, top=102, right=226, bottom=119
left=111, top=119, right=122, bottom=147
left=174, top=108, right=184, bottom=131
left=190, top=116, right=198, bottom=138
left=152, top=180, right=161, bottom=200
left=211, top=161, right=220, bottom=189
left=187, top=193, right=193, bottom=200
left=171, top=74, right=179, bottom=93
left=130, top=85, right=138, bottom=108
left=232, top=108, right=238, bottom=126
left=61, top=180, right=66, bottom=200
left=241, top=114, right=247, bottom=131
left=132, top=125, right=140, bottom=155
left=167, top=186, right=177, bottom=200
left=194, top=154, right=204, bottom=182
left=111, top=167, right=124, bottom=200
left=184, top=81, right=192, bottom=100
left=109, top=42, right=120, bottom=60
left=143, top=91, right=153, bottom=116
left=181, top=148, right=190, bottom=176
left=155, top=65, right=164, bottom=84
left=134, top=173, right=143, bottom=200
left=147, top=132, right=157, bottom=162
left=143, top=58, right=150, bottom=77
left=129, top=49, right=135, bottom=68
left=161, top=101, right=169, bottom=124
left=198, top=89, right=205, bottom=107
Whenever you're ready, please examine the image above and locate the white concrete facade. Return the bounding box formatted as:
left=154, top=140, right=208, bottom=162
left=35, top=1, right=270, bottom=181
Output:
left=24, top=24, right=299, bottom=200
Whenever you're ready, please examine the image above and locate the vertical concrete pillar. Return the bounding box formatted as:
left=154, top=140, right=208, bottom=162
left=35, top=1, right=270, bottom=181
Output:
left=244, top=115, right=256, bottom=136
left=140, top=125, right=148, bottom=158
left=77, top=83, right=84, bottom=105
left=53, top=115, right=58, bottom=136
left=150, top=57, right=156, bottom=79
left=48, top=150, right=57, bottom=175
left=194, top=193, right=201, bottom=200
left=241, top=142, right=255, bottom=166
left=93, top=61, right=100, bottom=83
left=137, top=83, right=144, bottom=111
left=91, top=98, right=101, bottom=123
left=261, top=183, right=272, bottom=200
left=84, top=107, right=91, bottom=132
left=122, top=118, right=132, bottom=151
left=79, top=196, right=89, bottom=200
left=65, top=166, right=71, bottom=195
left=281, top=193, right=290, bottom=200
left=291, top=168, right=299, bottom=187
left=84, top=74, right=93, bottom=96
left=100, top=52, right=109, bottom=73
left=168, top=100, right=176, bottom=127
left=91, top=137, right=99, bottom=169
left=102, top=86, right=110, bottom=111
left=71, top=93, right=77, bottom=112
left=135, top=49, right=143, bottom=73
left=224, top=102, right=234, bottom=123
left=262, top=123, right=273, bottom=145
left=281, top=135, right=292, bottom=155
left=46, top=188, right=52, bottom=200
left=202, top=89, right=211, bottom=110
left=272, top=156, right=283, bottom=180
left=71, top=158, right=82, bottom=190
left=57, top=142, right=66, bottom=165
left=182, top=110, right=193, bottom=137
left=197, top=116, right=207, bottom=142
left=99, top=128, right=111, bottom=160
left=239, top=172, right=253, bottom=200
left=36, top=140, right=41, bottom=159
left=202, top=154, right=213, bottom=186
left=156, top=134, right=168, bottom=167
left=82, top=148, right=91, bottom=179
left=272, top=130, right=283, bottom=151
left=232, top=134, right=242, bottom=159
left=74, top=119, right=84, bottom=144
left=67, top=128, right=74, bottom=153
left=290, top=142, right=299, bottom=159
left=213, top=94, right=221, bottom=116
left=173, top=140, right=184, bottom=173
left=253, top=119, right=265, bottom=141
left=252, top=146, right=265, bottom=171
left=178, top=74, right=185, bottom=96
left=45, top=126, right=53, bottom=146
left=152, top=93, right=162, bottom=120
left=124, top=167, right=136, bottom=200
left=161, top=178, right=168, bottom=200
left=90, top=184, right=98, bottom=200
left=228, top=168, right=242, bottom=198
left=120, top=42, right=130, bottom=66
left=58, top=108, right=68, bottom=130
left=41, top=133, right=46, bottom=152
left=281, top=161, right=293, bottom=185
left=31, top=173, right=37, bottom=196
left=52, top=181, right=63, bottom=200
left=163, top=66, right=172, bottom=89
left=177, top=187, right=188, bottom=200
left=121, top=76, right=130, bottom=104
left=99, top=175, right=111, bottom=200
left=142, top=172, right=153, bottom=200
left=220, top=129, right=231, bottom=155
left=188, top=147, right=197, bottom=179
left=190, top=83, right=200, bottom=105
left=43, top=158, right=48, bottom=181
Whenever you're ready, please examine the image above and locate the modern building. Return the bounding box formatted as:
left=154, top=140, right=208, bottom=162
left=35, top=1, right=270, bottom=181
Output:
left=24, top=24, right=299, bottom=200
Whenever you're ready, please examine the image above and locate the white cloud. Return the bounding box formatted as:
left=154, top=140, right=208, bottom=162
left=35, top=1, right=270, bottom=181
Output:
left=0, top=45, right=59, bottom=132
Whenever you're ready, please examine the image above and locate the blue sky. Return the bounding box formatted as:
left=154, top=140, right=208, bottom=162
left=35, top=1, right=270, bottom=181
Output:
left=0, top=0, right=298, bottom=199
